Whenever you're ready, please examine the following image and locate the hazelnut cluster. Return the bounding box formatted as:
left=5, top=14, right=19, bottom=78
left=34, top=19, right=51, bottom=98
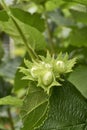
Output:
left=20, top=52, right=76, bottom=94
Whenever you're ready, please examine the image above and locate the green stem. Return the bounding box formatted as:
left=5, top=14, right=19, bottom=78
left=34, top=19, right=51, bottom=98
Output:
left=1, top=0, right=39, bottom=61
left=45, top=13, right=55, bottom=54
left=11, top=16, right=39, bottom=61
left=7, top=107, right=15, bottom=130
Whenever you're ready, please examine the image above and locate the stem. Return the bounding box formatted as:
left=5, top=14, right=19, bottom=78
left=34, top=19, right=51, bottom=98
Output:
left=7, top=107, right=15, bottom=130
left=45, top=13, right=55, bottom=54
left=11, top=16, right=39, bottom=61
left=1, top=0, right=39, bottom=61
left=3, top=33, right=11, bottom=60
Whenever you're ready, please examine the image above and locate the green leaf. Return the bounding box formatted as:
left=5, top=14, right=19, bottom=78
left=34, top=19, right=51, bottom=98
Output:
left=63, top=0, right=87, bottom=6
left=0, top=96, right=22, bottom=106
left=70, top=9, right=87, bottom=24
left=21, top=83, right=49, bottom=130
left=10, top=8, right=45, bottom=32
left=69, top=27, right=87, bottom=47
left=14, top=54, right=30, bottom=91
left=0, top=17, right=47, bottom=51
left=45, top=0, right=65, bottom=11
left=68, top=65, right=87, bottom=98
left=37, top=80, right=87, bottom=130
left=14, top=69, right=28, bottom=91
left=0, top=10, right=9, bottom=21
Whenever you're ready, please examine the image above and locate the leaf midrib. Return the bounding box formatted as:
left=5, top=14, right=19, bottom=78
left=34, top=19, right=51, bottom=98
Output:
left=33, top=102, right=48, bottom=129
left=22, top=99, right=48, bottom=119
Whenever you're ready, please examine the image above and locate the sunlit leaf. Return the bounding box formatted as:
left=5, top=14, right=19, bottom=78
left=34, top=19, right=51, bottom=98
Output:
left=0, top=96, right=22, bottom=106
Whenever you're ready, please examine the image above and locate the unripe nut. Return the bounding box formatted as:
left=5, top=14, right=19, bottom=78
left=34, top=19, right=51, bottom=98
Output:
left=42, top=71, right=53, bottom=86
left=56, top=60, right=65, bottom=73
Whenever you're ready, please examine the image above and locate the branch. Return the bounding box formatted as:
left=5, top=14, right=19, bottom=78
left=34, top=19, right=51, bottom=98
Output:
left=7, top=107, right=15, bottom=130
left=45, top=13, right=55, bottom=54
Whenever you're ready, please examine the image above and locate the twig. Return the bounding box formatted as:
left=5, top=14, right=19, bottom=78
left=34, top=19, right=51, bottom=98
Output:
left=7, top=107, right=15, bottom=130
left=45, top=13, right=55, bottom=54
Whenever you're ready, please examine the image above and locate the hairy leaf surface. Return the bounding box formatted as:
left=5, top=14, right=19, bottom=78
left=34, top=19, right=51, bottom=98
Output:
left=21, top=84, right=49, bottom=130
left=37, top=80, right=87, bottom=130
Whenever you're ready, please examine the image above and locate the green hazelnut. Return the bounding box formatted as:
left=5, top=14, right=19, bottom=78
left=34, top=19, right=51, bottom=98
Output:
left=42, top=71, right=53, bottom=86
left=56, top=60, right=65, bottom=73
